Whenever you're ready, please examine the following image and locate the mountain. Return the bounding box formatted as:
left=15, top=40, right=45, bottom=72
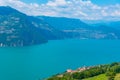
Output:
left=38, top=16, right=90, bottom=30
left=0, top=6, right=120, bottom=47
left=38, top=16, right=120, bottom=39
left=100, top=21, right=120, bottom=30
left=0, top=6, right=65, bottom=47
left=85, top=20, right=120, bottom=30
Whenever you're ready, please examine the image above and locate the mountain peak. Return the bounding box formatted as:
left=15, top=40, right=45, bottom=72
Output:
left=0, top=6, right=22, bottom=15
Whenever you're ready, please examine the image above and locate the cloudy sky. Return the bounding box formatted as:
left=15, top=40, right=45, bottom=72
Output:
left=0, top=0, right=120, bottom=20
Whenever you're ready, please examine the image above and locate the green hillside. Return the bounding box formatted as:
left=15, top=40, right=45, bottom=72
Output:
left=83, top=74, right=107, bottom=80
left=47, top=62, right=120, bottom=80
left=84, top=73, right=120, bottom=80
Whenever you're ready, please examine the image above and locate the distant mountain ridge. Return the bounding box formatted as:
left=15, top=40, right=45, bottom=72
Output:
left=38, top=16, right=90, bottom=30
left=83, top=19, right=120, bottom=29
left=0, top=6, right=120, bottom=47
left=38, top=16, right=120, bottom=39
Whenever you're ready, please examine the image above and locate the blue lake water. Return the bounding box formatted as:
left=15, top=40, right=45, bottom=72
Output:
left=0, top=39, right=120, bottom=80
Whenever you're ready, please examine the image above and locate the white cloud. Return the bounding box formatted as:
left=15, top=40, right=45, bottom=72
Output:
left=0, top=0, right=120, bottom=20
left=47, top=0, right=67, bottom=6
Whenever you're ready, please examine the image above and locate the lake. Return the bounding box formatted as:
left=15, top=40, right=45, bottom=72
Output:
left=0, top=39, right=120, bottom=80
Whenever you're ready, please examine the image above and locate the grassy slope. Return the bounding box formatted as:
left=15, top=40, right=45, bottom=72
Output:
left=83, top=73, right=120, bottom=80
left=83, top=74, right=107, bottom=80
left=115, top=74, right=120, bottom=80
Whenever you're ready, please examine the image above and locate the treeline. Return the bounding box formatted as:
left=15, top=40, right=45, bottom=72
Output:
left=106, top=63, right=120, bottom=80
left=72, top=62, right=120, bottom=80
left=47, top=62, right=120, bottom=80
left=72, top=65, right=108, bottom=79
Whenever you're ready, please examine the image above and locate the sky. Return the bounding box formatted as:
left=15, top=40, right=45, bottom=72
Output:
left=0, top=0, right=120, bottom=20
left=21, top=0, right=120, bottom=5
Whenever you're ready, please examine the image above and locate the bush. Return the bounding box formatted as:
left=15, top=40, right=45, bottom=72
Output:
left=108, top=76, right=115, bottom=80
left=106, top=71, right=116, bottom=77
